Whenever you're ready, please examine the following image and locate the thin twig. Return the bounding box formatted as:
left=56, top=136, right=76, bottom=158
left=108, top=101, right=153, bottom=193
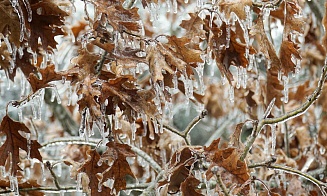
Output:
left=241, top=59, right=327, bottom=161
left=45, top=161, right=61, bottom=190
left=249, top=163, right=327, bottom=195
left=42, top=137, right=162, bottom=174
left=163, top=110, right=207, bottom=145
left=0, top=183, right=150, bottom=194
left=216, top=172, right=230, bottom=196
left=95, top=50, right=108, bottom=75
left=252, top=0, right=283, bottom=8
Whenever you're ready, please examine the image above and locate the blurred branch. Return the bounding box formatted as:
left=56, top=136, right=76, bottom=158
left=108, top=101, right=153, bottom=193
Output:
left=44, top=88, right=79, bottom=136
left=241, top=58, right=327, bottom=161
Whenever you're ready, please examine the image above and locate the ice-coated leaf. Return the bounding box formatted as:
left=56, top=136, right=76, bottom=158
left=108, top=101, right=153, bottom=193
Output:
left=0, top=115, right=42, bottom=175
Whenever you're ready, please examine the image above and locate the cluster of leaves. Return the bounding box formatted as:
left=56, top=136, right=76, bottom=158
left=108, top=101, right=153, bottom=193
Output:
left=0, top=0, right=327, bottom=195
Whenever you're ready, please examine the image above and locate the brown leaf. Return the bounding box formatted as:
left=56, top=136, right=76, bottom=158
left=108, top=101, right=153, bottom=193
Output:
left=0, top=115, right=42, bottom=175
left=28, top=0, right=69, bottom=51
left=101, top=141, right=136, bottom=193
left=180, top=13, right=206, bottom=40
left=250, top=16, right=283, bottom=108
left=180, top=176, right=204, bottom=196
left=218, top=0, right=252, bottom=20
left=28, top=64, right=63, bottom=92
left=77, top=149, right=113, bottom=196
left=0, top=0, right=21, bottom=46
left=204, top=138, right=250, bottom=195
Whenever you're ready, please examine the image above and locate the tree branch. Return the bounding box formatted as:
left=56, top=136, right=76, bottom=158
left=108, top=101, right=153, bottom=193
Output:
left=45, top=161, right=61, bottom=190
left=252, top=0, right=283, bottom=8
left=249, top=163, right=327, bottom=195
left=241, top=58, right=327, bottom=160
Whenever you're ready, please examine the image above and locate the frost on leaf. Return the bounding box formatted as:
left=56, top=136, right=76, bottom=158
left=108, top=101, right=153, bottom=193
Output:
left=77, top=149, right=113, bottom=196
left=204, top=138, right=250, bottom=195
left=0, top=115, right=42, bottom=175
left=101, top=141, right=136, bottom=193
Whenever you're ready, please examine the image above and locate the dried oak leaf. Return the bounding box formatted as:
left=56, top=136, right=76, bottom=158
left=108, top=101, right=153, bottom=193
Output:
left=28, top=64, right=62, bottom=92
left=208, top=20, right=255, bottom=83
left=204, top=138, right=250, bottom=195
left=218, top=0, right=252, bottom=20
left=28, top=0, right=69, bottom=51
left=0, top=0, right=21, bottom=46
left=94, top=0, right=141, bottom=32
left=101, top=141, right=136, bottom=193
left=180, top=13, right=206, bottom=40
left=78, top=149, right=113, bottom=196
left=101, top=76, right=159, bottom=120
left=180, top=176, right=204, bottom=196
left=279, top=1, right=305, bottom=75
left=0, top=115, right=42, bottom=175
left=159, top=146, right=202, bottom=194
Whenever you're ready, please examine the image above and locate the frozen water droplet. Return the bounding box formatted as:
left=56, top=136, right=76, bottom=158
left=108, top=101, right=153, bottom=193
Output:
left=172, top=0, right=177, bottom=13
left=283, top=76, right=289, bottom=103
left=228, top=85, right=234, bottom=103
left=26, top=133, right=31, bottom=159
left=271, top=124, right=277, bottom=155
left=76, top=173, right=83, bottom=192
left=166, top=0, right=171, bottom=12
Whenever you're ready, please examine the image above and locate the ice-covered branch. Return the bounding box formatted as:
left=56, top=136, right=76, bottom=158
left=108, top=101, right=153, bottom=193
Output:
left=252, top=0, right=283, bottom=8
left=249, top=162, right=327, bottom=195
left=241, top=58, right=327, bottom=161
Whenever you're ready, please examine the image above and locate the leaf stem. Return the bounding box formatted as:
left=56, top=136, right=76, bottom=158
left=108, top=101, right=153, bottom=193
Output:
left=241, top=59, right=327, bottom=161
left=45, top=161, right=61, bottom=190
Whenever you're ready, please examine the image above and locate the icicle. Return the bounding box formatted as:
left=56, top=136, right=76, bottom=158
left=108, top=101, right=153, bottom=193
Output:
left=278, top=70, right=282, bottom=81
left=40, top=162, right=46, bottom=181
left=283, top=76, right=289, bottom=103
left=3, top=35, right=12, bottom=54
left=149, top=3, right=158, bottom=22
left=184, top=0, right=188, bottom=3
left=267, top=60, right=271, bottom=70
left=228, top=85, right=234, bottom=103
left=79, top=109, right=87, bottom=138
left=9, top=175, right=19, bottom=195
left=141, top=114, right=148, bottom=136
left=161, top=149, right=166, bottom=165
left=242, top=67, right=247, bottom=89
left=53, top=87, right=61, bottom=104
left=131, top=121, right=136, bottom=141
left=26, top=133, right=31, bottom=159
left=196, top=0, right=203, bottom=8
left=159, top=118, right=163, bottom=134
left=76, top=173, right=83, bottom=192
left=153, top=119, right=159, bottom=134
left=56, top=163, right=62, bottom=177
left=236, top=67, right=241, bottom=89
left=31, top=100, right=37, bottom=120
left=221, top=74, right=227, bottom=85
left=263, top=7, right=270, bottom=20
left=50, top=88, right=56, bottom=102
left=209, top=12, right=214, bottom=28
left=172, top=72, right=178, bottom=91
left=263, top=133, right=269, bottom=155
left=271, top=124, right=277, bottom=155
left=166, top=0, right=171, bottom=12
left=98, top=181, right=102, bottom=192
left=18, top=108, right=23, bottom=121
left=172, top=0, right=177, bottom=13
left=245, top=5, right=251, bottom=29
left=22, top=0, right=32, bottom=22
left=226, top=22, right=231, bottom=48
